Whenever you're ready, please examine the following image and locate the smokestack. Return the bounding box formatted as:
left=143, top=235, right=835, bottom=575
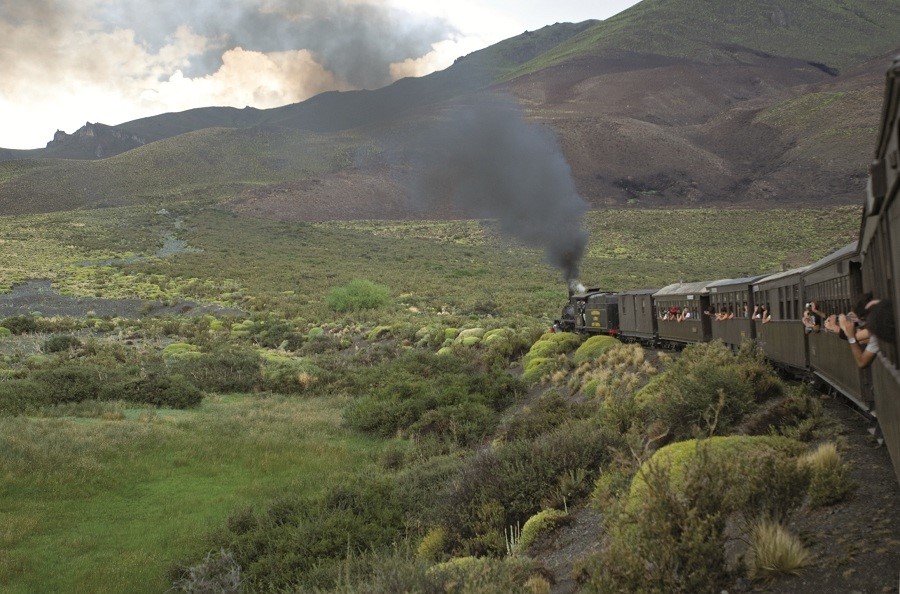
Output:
left=405, top=95, right=589, bottom=284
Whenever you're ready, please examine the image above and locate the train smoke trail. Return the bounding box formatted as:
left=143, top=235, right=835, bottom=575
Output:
left=408, top=95, right=589, bottom=284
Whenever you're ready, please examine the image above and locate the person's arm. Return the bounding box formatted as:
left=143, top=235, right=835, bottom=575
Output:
left=839, top=314, right=876, bottom=368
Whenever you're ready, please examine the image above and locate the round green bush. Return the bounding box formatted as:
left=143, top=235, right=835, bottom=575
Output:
left=519, top=508, right=568, bottom=551
left=41, top=335, right=81, bottom=353
left=325, top=279, right=390, bottom=312
left=455, top=328, right=485, bottom=342
left=629, top=435, right=807, bottom=513
left=0, top=327, right=12, bottom=338
left=574, top=335, right=620, bottom=366
left=523, top=357, right=557, bottom=384
left=162, top=342, right=202, bottom=361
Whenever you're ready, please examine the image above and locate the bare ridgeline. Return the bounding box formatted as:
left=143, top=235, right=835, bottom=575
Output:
left=402, top=95, right=589, bottom=288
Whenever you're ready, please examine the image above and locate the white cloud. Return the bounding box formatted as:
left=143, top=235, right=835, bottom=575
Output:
left=140, top=47, right=350, bottom=111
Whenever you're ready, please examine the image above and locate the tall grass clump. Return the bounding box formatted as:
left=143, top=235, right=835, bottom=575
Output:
left=747, top=519, right=812, bottom=579
left=171, top=548, right=242, bottom=594
left=797, top=442, right=856, bottom=507
left=326, top=279, right=391, bottom=312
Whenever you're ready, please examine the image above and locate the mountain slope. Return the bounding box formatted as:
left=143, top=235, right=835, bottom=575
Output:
left=508, top=0, right=900, bottom=79
left=1, top=2, right=898, bottom=215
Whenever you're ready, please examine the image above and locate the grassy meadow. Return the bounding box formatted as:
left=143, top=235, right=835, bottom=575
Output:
left=0, top=203, right=865, bottom=592
left=0, top=395, right=382, bottom=593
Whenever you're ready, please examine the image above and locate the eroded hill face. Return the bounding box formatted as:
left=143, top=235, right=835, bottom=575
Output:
left=1, top=1, right=898, bottom=217
left=506, top=48, right=893, bottom=208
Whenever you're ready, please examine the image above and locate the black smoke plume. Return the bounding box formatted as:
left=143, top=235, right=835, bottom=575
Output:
left=406, top=95, right=589, bottom=283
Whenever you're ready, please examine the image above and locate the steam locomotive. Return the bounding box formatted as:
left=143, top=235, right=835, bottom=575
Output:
left=559, top=56, right=900, bottom=484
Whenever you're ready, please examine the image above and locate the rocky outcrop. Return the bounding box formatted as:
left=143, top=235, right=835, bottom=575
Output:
left=44, top=122, right=147, bottom=159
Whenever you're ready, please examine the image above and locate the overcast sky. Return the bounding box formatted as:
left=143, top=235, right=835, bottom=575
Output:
left=0, top=0, right=641, bottom=149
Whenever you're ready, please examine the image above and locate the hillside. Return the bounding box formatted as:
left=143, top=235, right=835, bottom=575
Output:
left=1, top=1, right=899, bottom=215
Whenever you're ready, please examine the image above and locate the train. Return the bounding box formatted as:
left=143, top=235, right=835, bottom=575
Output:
left=558, top=56, right=900, bottom=484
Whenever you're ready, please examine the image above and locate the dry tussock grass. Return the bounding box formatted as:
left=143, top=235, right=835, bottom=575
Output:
left=748, top=518, right=813, bottom=578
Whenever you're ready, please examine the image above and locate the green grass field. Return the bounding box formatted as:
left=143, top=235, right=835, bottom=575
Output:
left=0, top=394, right=381, bottom=593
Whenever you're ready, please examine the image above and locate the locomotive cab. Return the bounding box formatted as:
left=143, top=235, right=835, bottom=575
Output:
left=559, top=288, right=618, bottom=335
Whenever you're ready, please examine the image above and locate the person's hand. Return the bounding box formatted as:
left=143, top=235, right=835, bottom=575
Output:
left=838, top=314, right=856, bottom=338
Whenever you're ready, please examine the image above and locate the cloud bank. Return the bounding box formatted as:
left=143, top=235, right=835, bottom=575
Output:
left=0, top=0, right=456, bottom=148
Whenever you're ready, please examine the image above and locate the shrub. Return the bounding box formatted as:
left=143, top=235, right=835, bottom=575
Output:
left=636, top=341, right=774, bottom=439
left=101, top=372, right=203, bottom=409
left=42, top=335, right=82, bottom=353
left=585, top=444, right=733, bottom=593
left=573, top=335, right=619, bottom=366
left=260, top=353, right=320, bottom=394
left=498, top=390, right=589, bottom=442
left=326, top=280, right=390, bottom=312
left=440, top=419, right=619, bottom=556
left=747, top=519, right=812, bottom=579
left=2, top=315, right=37, bottom=335
left=255, top=322, right=303, bottom=350
left=219, top=475, right=409, bottom=591
left=367, top=325, right=393, bottom=341
left=522, top=332, right=580, bottom=368
left=518, top=509, right=569, bottom=552
left=522, top=357, right=557, bottom=384
left=798, top=443, right=856, bottom=507
left=0, top=379, right=49, bottom=415
left=629, top=436, right=808, bottom=519
left=416, top=526, right=448, bottom=562
left=0, top=326, right=11, bottom=338
left=138, top=374, right=204, bottom=409
left=162, top=342, right=202, bottom=361
left=409, top=402, right=497, bottom=447
left=171, top=548, right=242, bottom=594
left=33, top=363, right=105, bottom=405
left=169, top=348, right=261, bottom=393
left=343, top=351, right=521, bottom=444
